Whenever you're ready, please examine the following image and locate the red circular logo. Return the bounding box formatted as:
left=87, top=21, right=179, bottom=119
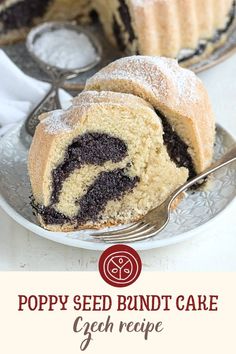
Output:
left=98, top=245, right=142, bottom=287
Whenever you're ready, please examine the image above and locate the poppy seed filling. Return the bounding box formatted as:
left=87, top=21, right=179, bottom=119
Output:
left=156, top=110, right=196, bottom=179
left=32, top=168, right=139, bottom=226
left=33, top=113, right=198, bottom=226
left=0, top=0, right=51, bottom=31
left=51, top=132, right=128, bottom=205
left=32, top=132, right=139, bottom=226
left=112, top=0, right=136, bottom=51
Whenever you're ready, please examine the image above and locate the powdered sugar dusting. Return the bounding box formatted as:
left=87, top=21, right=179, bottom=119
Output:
left=43, top=110, right=72, bottom=134
left=147, top=56, right=199, bottom=102
left=133, top=0, right=166, bottom=6
left=87, top=56, right=200, bottom=104
left=33, top=29, right=97, bottom=70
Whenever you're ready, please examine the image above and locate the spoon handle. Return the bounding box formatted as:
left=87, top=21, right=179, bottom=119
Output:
left=20, top=84, right=62, bottom=148
left=169, top=146, right=236, bottom=204
left=55, top=87, right=62, bottom=109
left=24, top=83, right=62, bottom=138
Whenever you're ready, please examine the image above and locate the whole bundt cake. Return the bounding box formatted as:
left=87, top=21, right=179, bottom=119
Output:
left=0, top=0, right=235, bottom=61
left=28, top=56, right=215, bottom=231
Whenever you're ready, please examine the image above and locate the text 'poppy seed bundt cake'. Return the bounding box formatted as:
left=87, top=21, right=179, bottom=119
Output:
left=28, top=56, right=215, bottom=232
left=0, top=0, right=235, bottom=60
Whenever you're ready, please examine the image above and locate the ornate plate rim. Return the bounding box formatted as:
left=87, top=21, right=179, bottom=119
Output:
left=0, top=191, right=235, bottom=251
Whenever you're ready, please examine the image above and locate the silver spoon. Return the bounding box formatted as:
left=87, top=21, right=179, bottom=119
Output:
left=93, top=145, right=236, bottom=243
left=20, top=21, right=102, bottom=147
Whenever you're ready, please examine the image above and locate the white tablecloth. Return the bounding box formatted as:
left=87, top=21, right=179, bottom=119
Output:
left=0, top=54, right=236, bottom=271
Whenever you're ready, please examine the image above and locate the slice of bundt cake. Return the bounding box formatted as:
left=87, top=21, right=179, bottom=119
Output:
left=28, top=90, right=189, bottom=231
left=28, top=56, right=215, bottom=232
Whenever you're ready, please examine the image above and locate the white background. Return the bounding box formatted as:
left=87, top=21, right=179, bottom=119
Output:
left=0, top=54, right=236, bottom=271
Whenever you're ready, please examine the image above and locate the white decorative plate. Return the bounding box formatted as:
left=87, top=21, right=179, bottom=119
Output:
left=0, top=124, right=236, bottom=251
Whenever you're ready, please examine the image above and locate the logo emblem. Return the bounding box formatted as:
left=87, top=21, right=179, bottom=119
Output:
left=98, top=245, right=142, bottom=287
